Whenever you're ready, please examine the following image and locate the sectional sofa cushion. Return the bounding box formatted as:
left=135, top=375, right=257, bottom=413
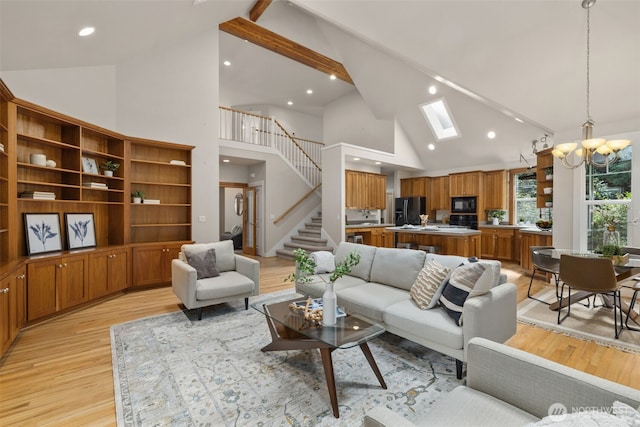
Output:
left=369, top=247, right=426, bottom=290
left=335, top=242, right=377, bottom=281
left=440, top=263, right=494, bottom=325
left=426, top=253, right=503, bottom=287
left=338, top=283, right=409, bottom=322
left=195, top=271, right=255, bottom=301
left=410, top=260, right=451, bottom=309
left=181, top=240, right=236, bottom=272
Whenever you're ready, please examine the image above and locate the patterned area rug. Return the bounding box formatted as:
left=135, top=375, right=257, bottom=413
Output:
left=518, top=289, right=640, bottom=354
left=111, top=292, right=461, bottom=426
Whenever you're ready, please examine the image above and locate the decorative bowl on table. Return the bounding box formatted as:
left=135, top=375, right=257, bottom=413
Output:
left=536, top=219, right=552, bottom=231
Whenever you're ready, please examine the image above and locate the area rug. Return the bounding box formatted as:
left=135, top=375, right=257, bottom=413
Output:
left=110, top=292, right=461, bottom=426
left=518, top=289, right=640, bottom=354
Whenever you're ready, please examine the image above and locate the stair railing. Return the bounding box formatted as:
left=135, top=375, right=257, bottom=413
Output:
left=272, top=183, right=321, bottom=225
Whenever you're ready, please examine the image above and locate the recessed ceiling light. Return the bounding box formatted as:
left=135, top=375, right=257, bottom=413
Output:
left=287, top=101, right=293, bottom=106
left=375, top=161, right=382, bottom=165
left=428, top=143, right=435, bottom=150
left=487, top=131, right=496, bottom=139
left=78, top=27, right=95, bottom=37
left=428, top=85, right=437, bottom=95
left=330, top=75, right=337, bottom=81
left=353, top=157, right=360, bottom=161
left=306, top=89, right=313, bottom=94
left=223, top=60, right=231, bottom=66
left=514, top=117, right=524, bottom=123
left=222, top=159, right=230, bottom=163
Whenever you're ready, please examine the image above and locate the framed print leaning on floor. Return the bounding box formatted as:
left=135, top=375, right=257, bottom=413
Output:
left=65, top=213, right=96, bottom=249
left=24, top=213, right=62, bottom=255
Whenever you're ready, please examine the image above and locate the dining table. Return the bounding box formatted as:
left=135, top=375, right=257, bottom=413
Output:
left=537, top=249, right=640, bottom=328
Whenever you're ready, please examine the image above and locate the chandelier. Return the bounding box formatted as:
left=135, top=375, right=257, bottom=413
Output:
left=551, top=0, right=631, bottom=169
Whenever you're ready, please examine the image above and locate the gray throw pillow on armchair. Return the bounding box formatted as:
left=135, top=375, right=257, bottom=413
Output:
left=184, top=248, right=220, bottom=279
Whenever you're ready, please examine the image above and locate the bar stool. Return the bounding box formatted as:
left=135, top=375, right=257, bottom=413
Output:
left=347, top=234, right=363, bottom=244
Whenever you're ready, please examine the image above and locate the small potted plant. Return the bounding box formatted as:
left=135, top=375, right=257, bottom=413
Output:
left=545, top=196, right=553, bottom=208
left=485, top=209, right=506, bottom=225
left=102, top=160, right=120, bottom=177
left=601, top=244, right=629, bottom=266
left=544, top=167, right=553, bottom=181
left=131, top=190, right=144, bottom=204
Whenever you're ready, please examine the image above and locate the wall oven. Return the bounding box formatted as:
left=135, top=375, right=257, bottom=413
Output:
left=451, top=196, right=477, bottom=214
left=449, top=214, right=478, bottom=229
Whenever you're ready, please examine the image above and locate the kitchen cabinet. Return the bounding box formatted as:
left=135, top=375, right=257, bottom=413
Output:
left=536, top=148, right=554, bottom=208
left=1, top=266, right=26, bottom=355
left=27, top=254, right=88, bottom=321
left=480, top=227, right=515, bottom=261
left=132, top=244, right=182, bottom=287
left=88, top=247, right=129, bottom=299
left=449, top=171, right=483, bottom=196
left=429, top=176, right=450, bottom=211
left=400, top=177, right=429, bottom=198
left=483, top=170, right=507, bottom=210
left=370, top=228, right=394, bottom=248
left=395, top=232, right=480, bottom=258
left=345, top=170, right=386, bottom=210
left=520, top=231, right=552, bottom=272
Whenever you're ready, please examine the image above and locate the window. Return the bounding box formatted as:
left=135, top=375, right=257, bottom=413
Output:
left=585, top=145, right=632, bottom=252
left=513, top=170, right=538, bottom=224
left=419, top=98, right=460, bottom=141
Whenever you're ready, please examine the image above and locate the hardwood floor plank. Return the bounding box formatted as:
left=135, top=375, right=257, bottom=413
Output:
left=0, top=257, right=637, bottom=425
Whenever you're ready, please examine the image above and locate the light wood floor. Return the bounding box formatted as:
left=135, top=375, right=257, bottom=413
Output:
left=1, top=257, right=638, bottom=426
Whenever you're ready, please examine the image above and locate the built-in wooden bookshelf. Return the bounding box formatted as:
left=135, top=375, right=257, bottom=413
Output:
left=536, top=148, right=553, bottom=209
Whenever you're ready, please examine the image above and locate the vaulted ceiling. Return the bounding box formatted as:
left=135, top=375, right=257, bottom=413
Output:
left=1, top=0, right=638, bottom=173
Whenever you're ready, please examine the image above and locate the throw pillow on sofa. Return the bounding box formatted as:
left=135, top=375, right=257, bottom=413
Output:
left=310, top=251, right=335, bottom=274
left=409, top=260, right=451, bottom=309
left=184, top=247, right=220, bottom=279
left=439, top=262, right=494, bottom=325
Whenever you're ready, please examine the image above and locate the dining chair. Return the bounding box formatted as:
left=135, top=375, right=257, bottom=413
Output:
left=557, top=254, right=623, bottom=338
left=527, top=246, right=560, bottom=305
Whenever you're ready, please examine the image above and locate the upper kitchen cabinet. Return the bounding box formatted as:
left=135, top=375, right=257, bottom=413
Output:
left=345, top=170, right=386, bottom=210
left=483, top=170, right=507, bottom=210
left=429, top=176, right=449, bottom=211
left=449, top=171, right=483, bottom=196
left=400, top=177, right=429, bottom=198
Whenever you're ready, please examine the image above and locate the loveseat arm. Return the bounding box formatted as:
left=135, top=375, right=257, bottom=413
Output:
left=235, top=254, right=260, bottom=296
left=462, top=282, right=517, bottom=359
left=171, top=259, right=198, bottom=309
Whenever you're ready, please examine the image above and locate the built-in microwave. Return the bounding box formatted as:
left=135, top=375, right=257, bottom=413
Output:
left=451, top=196, right=477, bottom=214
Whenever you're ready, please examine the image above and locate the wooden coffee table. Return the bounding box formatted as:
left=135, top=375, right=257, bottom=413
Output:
left=252, top=294, right=387, bottom=418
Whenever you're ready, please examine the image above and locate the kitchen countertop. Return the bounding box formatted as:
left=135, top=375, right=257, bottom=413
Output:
left=386, top=225, right=481, bottom=236
left=345, top=223, right=396, bottom=229
left=518, top=227, right=553, bottom=235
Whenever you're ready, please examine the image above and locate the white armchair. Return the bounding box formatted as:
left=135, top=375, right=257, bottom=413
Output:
left=171, top=240, right=260, bottom=320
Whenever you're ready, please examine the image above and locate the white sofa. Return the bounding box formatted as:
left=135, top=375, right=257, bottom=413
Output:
left=364, top=337, right=640, bottom=426
left=171, top=240, right=260, bottom=320
left=295, top=242, right=517, bottom=379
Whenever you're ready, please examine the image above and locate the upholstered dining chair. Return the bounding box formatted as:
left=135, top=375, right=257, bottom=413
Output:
left=527, top=246, right=560, bottom=305
left=557, top=254, right=623, bottom=338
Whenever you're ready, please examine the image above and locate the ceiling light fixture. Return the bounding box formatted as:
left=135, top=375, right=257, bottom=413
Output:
left=514, top=117, right=524, bottom=123
left=329, top=75, right=337, bottom=81
left=287, top=101, right=293, bottom=106
left=353, top=157, right=360, bottom=161
left=487, top=131, right=496, bottom=139
left=223, top=60, right=231, bottom=66
left=428, top=85, right=437, bottom=95
left=552, top=0, right=631, bottom=169
left=375, top=161, right=382, bottom=165
left=427, top=143, right=435, bottom=151
left=222, top=159, right=230, bottom=163
left=306, top=89, right=313, bottom=94
left=78, top=27, right=95, bottom=37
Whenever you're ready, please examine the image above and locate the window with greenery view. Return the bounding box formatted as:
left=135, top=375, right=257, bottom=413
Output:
left=585, top=146, right=632, bottom=252
left=514, top=171, right=538, bottom=224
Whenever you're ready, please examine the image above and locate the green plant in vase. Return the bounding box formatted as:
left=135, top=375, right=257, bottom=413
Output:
left=102, top=160, right=120, bottom=177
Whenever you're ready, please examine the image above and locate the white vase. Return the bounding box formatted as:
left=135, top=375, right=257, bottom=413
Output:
left=132, top=197, right=141, bottom=204
left=104, top=170, right=113, bottom=177
left=492, top=217, right=500, bottom=225
left=322, top=282, right=337, bottom=326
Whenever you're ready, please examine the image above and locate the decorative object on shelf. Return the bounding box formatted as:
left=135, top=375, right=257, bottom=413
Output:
left=131, top=190, right=144, bottom=204
left=142, top=199, right=160, bottom=204
left=64, top=213, right=96, bottom=249
left=551, top=0, right=631, bottom=168
left=543, top=187, right=553, bottom=194
left=288, top=298, right=347, bottom=328
left=420, top=214, right=429, bottom=227
left=485, top=209, right=506, bottom=225
left=24, top=213, right=62, bottom=255
left=0, top=142, right=4, bottom=152
left=285, top=247, right=360, bottom=326
left=535, top=218, right=553, bottom=231
left=45, top=159, right=56, bottom=168
left=544, top=167, right=553, bottom=181
left=169, top=159, right=186, bottom=165
left=20, top=191, right=55, bottom=200
left=81, top=157, right=99, bottom=174
left=102, top=160, right=120, bottom=177
left=29, top=153, right=46, bottom=166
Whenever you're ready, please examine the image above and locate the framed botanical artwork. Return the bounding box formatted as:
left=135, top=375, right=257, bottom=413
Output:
left=65, top=213, right=96, bottom=250
left=81, top=157, right=99, bottom=174
left=24, top=213, right=62, bottom=255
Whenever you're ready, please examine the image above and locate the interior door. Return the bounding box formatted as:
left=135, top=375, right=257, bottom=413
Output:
left=243, top=187, right=256, bottom=256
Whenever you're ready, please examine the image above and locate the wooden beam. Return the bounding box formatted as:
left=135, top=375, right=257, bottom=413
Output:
left=249, top=0, right=272, bottom=22
left=219, top=17, right=353, bottom=85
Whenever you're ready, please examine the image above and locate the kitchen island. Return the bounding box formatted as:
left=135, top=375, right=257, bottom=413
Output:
left=387, top=225, right=481, bottom=258
left=345, top=223, right=396, bottom=248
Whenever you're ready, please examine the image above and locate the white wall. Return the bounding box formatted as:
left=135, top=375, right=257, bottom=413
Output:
left=1, top=65, right=117, bottom=129
left=115, top=29, right=220, bottom=243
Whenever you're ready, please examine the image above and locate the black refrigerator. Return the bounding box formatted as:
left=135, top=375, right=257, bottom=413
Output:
left=394, top=197, right=426, bottom=226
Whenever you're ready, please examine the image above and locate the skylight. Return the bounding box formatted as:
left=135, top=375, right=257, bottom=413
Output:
left=419, top=98, right=460, bottom=141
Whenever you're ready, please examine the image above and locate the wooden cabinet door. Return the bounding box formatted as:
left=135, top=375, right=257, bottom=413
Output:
left=345, top=170, right=358, bottom=208
left=11, top=267, right=27, bottom=339
left=163, top=246, right=181, bottom=282
left=449, top=174, right=465, bottom=196
left=483, top=170, right=507, bottom=210
left=382, top=230, right=395, bottom=248
left=430, top=176, right=450, bottom=211
left=88, top=252, right=109, bottom=300
left=450, top=172, right=481, bottom=196
left=368, top=174, right=386, bottom=209
left=0, top=275, right=11, bottom=355
left=400, top=178, right=413, bottom=197
left=495, top=230, right=515, bottom=261
left=480, top=230, right=496, bottom=258
left=132, top=246, right=165, bottom=287
left=27, top=260, right=58, bottom=321
left=109, top=249, right=128, bottom=292
left=58, top=255, right=88, bottom=310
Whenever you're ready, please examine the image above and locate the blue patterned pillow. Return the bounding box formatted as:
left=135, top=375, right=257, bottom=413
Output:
left=439, top=262, right=493, bottom=325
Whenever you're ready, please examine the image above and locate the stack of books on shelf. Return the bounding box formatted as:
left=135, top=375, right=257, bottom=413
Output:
left=20, top=191, right=56, bottom=200
left=82, top=182, right=108, bottom=189
left=142, top=199, right=160, bottom=204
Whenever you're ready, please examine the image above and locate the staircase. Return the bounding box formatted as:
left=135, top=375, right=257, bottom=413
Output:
left=276, top=213, right=333, bottom=260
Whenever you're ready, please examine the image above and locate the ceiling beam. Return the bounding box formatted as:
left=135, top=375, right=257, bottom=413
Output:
left=249, top=0, right=272, bottom=22
left=219, top=17, right=354, bottom=85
